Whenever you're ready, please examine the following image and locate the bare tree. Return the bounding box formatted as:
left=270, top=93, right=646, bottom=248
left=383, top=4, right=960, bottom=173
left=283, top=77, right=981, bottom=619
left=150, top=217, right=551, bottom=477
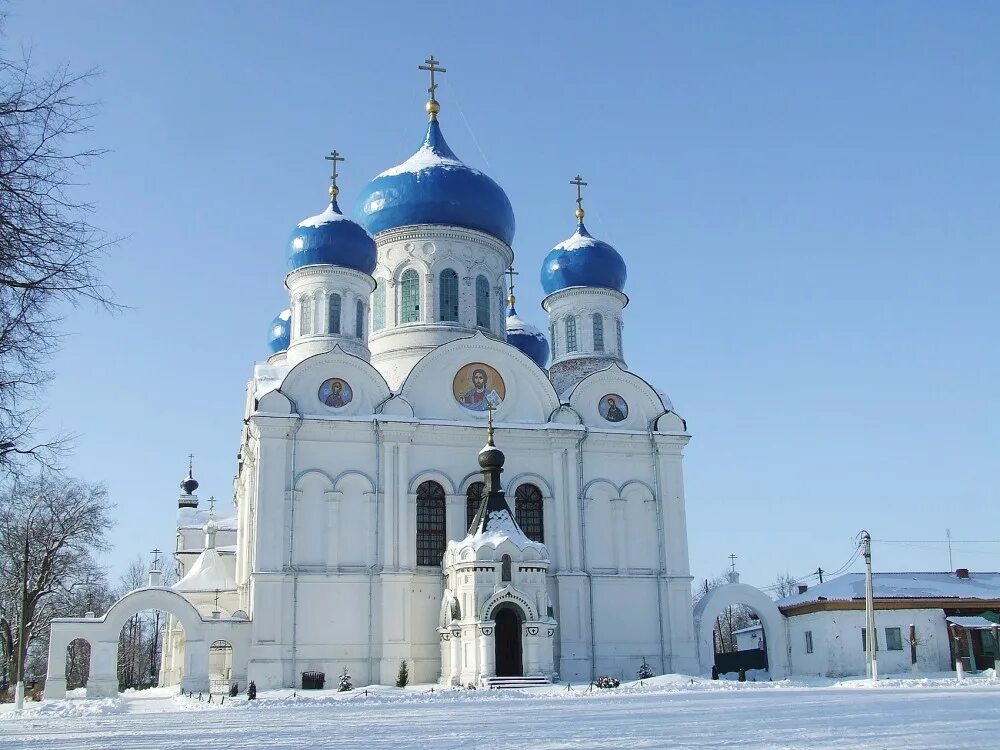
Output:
left=773, top=572, right=798, bottom=599
left=0, top=473, right=113, bottom=698
left=0, top=27, right=117, bottom=465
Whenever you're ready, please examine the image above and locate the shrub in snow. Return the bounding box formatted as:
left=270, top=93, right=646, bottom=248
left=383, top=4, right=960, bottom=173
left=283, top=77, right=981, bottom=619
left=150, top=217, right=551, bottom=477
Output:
left=338, top=667, right=352, bottom=692
left=396, top=660, right=409, bottom=688
left=637, top=659, right=654, bottom=680
left=594, top=676, right=620, bottom=689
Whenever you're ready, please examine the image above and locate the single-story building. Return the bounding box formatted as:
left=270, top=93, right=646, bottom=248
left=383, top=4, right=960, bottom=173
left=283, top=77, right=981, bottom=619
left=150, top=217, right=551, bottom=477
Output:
left=776, top=570, right=1000, bottom=677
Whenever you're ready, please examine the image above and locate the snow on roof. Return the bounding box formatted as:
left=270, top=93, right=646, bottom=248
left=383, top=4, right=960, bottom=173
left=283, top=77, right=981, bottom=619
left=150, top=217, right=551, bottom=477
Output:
left=733, top=623, right=763, bottom=635
left=779, top=572, right=1000, bottom=608
left=946, top=615, right=998, bottom=630
left=173, top=547, right=236, bottom=593
left=376, top=144, right=468, bottom=178
left=297, top=202, right=353, bottom=228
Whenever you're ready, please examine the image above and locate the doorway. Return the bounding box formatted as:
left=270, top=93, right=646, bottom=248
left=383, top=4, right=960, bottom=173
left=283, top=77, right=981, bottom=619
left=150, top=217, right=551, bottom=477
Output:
left=494, top=604, right=524, bottom=677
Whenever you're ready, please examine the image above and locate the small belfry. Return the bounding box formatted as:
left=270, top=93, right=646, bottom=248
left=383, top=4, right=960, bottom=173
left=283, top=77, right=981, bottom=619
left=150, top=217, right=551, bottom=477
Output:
left=439, top=415, right=557, bottom=687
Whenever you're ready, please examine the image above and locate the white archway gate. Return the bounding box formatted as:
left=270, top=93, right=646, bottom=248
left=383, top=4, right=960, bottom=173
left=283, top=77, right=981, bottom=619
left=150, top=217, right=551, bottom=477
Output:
left=45, top=586, right=250, bottom=699
left=692, top=583, right=789, bottom=679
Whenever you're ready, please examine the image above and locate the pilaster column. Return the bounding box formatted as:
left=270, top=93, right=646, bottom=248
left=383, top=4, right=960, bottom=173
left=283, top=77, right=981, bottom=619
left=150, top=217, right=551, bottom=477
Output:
left=479, top=623, right=496, bottom=680
left=450, top=626, right=462, bottom=684
left=524, top=623, right=541, bottom=675
left=612, top=496, right=628, bottom=574
left=324, top=490, right=342, bottom=569
left=438, top=629, right=451, bottom=685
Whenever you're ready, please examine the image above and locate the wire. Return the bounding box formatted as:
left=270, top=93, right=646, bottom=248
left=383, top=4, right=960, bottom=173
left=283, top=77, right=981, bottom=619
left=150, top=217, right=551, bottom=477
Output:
left=875, top=539, right=1000, bottom=544
left=442, top=79, right=492, bottom=170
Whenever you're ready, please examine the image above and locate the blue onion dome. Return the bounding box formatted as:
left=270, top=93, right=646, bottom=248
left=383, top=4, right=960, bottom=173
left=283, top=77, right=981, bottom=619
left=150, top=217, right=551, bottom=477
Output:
left=356, top=117, right=516, bottom=246
left=267, top=309, right=291, bottom=354
left=540, top=221, right=627, bottom=295
left=506, top=304, right=550, bottom=368
left=287, top=154, right=377, bottom=277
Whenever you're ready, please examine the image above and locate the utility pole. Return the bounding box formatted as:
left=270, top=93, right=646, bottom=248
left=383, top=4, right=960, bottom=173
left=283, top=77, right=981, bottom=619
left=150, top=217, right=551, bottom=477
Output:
left=946, top=528, right=953, bottom=571
left=817, top=567, right=824, bottom=584
left=861, top=531, right=878, bottom=683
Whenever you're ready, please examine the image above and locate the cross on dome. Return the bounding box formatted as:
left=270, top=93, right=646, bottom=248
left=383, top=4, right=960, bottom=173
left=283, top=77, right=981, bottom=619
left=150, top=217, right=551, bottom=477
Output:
left=505, top=266, right=518, bottom=308
left=418, top=55, right=447, bottom=119
left=571, top=174, right=588, bottom=222
left=325, top=149, right=345, bottom=201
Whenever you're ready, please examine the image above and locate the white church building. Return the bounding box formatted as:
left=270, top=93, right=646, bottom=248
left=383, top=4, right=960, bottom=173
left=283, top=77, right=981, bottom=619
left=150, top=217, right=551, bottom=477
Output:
left=45, top=59, right=699, bottom=695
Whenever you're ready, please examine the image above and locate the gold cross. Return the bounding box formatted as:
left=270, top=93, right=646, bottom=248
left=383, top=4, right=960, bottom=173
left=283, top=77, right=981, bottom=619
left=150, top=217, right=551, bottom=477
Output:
left=208, top=495, right=216, bottom=515
left=325, top=150, right=345, bottom=200
left=505, top=266, right=518, bottom=306
left=570, top=174, right=587, bottom=221
left=418, top=55, right=447, bottom=99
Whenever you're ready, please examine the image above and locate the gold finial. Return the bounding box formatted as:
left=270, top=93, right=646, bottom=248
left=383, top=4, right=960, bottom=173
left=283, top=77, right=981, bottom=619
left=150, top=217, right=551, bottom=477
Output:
left=486, top=404, right=495, bottom=444
left=505, top=266, right=518, bottom=308
left=325, top=150, right=345, bottom=201
left=418, top=55, right=446, bottom=120
left=571, top=174, right=588, bottom=222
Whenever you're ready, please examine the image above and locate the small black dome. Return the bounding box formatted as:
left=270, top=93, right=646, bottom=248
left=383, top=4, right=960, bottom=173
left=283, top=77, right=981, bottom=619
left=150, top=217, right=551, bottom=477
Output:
left=181, top=475, right=199, bottom=495
left=478, top=440, right=505, bottom=470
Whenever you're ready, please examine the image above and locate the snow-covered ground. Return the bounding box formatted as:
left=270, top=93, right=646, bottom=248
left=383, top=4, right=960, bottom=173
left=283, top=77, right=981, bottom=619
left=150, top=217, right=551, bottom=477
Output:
left=2, top=673, right=998, bottom=749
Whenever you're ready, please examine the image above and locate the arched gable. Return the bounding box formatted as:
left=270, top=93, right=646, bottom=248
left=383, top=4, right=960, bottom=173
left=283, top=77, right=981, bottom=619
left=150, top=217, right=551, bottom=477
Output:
left=332, top=470, right=376, bottom=494
left=274, top=345, right=392, bottom=418
left=294, top=468, right=336, bottom=492
left=481, top=584, right=539, bottom=622
left=505, top=472, right=554, bottom=498
left=102, top=587, right=206, bottom=642
left=400, top=331, right=560, bottom=423
left=408, top=471, right=456, bottom=495
left=566, top=362, right=681, bottom=432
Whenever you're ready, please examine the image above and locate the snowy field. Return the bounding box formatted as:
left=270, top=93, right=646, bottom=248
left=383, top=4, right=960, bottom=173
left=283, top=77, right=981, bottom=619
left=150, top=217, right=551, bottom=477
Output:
left=2, top=673, right=999, bottom=749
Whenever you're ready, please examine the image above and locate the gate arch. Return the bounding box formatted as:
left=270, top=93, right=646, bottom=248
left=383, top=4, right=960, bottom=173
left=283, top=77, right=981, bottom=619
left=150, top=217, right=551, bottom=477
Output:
left=693, top=583, right=789, bottom=679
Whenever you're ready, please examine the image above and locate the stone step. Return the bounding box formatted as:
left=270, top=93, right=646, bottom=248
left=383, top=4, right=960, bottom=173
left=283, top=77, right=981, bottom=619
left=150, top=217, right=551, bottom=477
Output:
left=483, top=676, right=552, bottom=689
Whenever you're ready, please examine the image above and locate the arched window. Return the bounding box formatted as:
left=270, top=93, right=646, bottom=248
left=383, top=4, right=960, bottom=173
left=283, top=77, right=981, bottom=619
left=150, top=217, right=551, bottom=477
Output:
left=515, top=483, right=544, bottom=543
left=466, top=481, right=484, bottom=531
left=592, top=313, right=604, bottom=352
left=400, top=269, right=420, bottom=323
left=616, top=319, right=624, bottom=357
left=439, top=268, right=459, bottom=322
left=550, top=323, right=557, bottom=357
left=565, top=315, right=578, bottom=352
left=327, top=293, right=341, bottom=335
left=476, top=275, right=491, bottom=328
left=501, top=554, right=512, bottom=582
left=372, top=283, right=385, bottom=331
left=416, top=480, right=446, bottom=566
left=355, top=299, right=364, bottom=338
left=299, top=295, right=313, bottom=336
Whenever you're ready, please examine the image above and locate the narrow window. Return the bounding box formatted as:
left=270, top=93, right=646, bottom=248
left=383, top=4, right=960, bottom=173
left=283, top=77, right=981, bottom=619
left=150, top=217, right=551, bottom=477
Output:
left=501, top=554, right=512, bottom=582
left=515, top=483, right=544, bottom=543
left=476, top=275, right=491, bottom=328
left=565, top=315, right=578, bottom=353
left=355, top=299, right=364, bottom=338
left=327, top=293, right=341, bottom=334
left=299, top=295, right=313, bottom=336
left=400, top=269, right=420, bottom=323
left=805, top=631, right=814, bottom=654
left=372, top=283, right=386, bottom=331
left=885, top=627, right=903, bottom=651
left=466, top=481, right=484, bottom=532
left=861, top=628, right=878, bottom=652
left=550, top=323, right=557, bottom=357
left=616, top=319, right=624, bottom=356
left=592, top=313, right=604, bottom=352
left=439, top=269, right=460, bottom=322
left=415, top=480, right=446, bottom=566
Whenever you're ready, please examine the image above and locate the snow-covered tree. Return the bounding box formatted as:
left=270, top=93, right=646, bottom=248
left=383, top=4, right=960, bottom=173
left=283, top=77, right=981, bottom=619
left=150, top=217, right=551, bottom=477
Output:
left=338, top=666, right=352, bottom=692
left=395, top=660, right=408, bottom=688
left=0, top=473, right=113, bottom=695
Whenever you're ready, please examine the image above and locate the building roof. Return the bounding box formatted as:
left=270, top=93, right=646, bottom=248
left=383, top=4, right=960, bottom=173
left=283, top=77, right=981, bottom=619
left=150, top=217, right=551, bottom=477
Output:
left=778, top=571, right=1000, bottom=612
left=733, top=623, right=764, bottom=635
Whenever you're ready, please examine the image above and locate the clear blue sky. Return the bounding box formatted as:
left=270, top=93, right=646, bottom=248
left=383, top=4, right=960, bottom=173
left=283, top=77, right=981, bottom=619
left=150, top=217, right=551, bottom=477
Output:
left=10, top=2, right=999, bottom=591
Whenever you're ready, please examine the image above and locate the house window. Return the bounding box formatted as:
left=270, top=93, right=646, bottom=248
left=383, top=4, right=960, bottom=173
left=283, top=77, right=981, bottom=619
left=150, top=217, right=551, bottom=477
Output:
left=861, top=628, right=878, bottom=652
left=805, top=631, right=814, bottom=654
left=565, top=315, right=577, bottom=352
left=476, top=275, right=491, bottom=328
left=299, top=295, right=313, bottom=336
left=592, top=313, right=604, bottom=352
left=327, top=293, right=341, bottom=334
left=501, top=554, right=512, bottom=582
left=400, top=269, right=420, bottom=323
left=616, top=319, right=624, bottom=356
left=980, top=631, right=998, bottom=656
left=372, top=283, right=385, bottom=331
left=515, top=483, right=544, bottom=543
left=885, top=627, right=903, bottom=651
left=440, top=269, right=460, bottom=322
left=355, top=299, right=364, bottom=338
left=415, top=480, right=446, bottom=566
left=466, top=481, right=484, bottom=532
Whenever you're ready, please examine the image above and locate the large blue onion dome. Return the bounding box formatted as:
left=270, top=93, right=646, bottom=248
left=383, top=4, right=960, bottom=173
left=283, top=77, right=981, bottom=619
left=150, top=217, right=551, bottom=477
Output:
left=506, top=304, right=550, bottom=369
left=267, top=309, right=291, bottom=354
left=287, top=197, right=377, bottom=274
left=356, top=118, right=515, bottom=246
left=540, top=221, right=627, bottom=295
